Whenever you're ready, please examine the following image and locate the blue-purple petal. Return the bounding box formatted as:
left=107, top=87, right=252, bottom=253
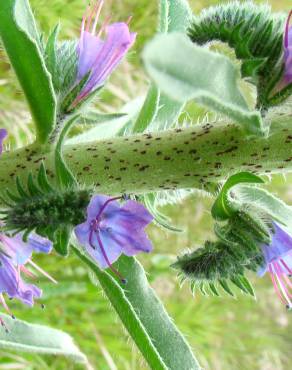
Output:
left=259, top=222, right=292, bottom=275
left=27, top=233, right=53, bottom=255
left=284, top=15, right=292, bottom=84
left=262, top=223, right=292, bottom=263
left=77, top=22, right=136, bottom=100
left=74, top=195, right=153, bottom=268
left=87, top=229, right=123, bottom=269
left=86, top=194, right=120, bottom=220
left=74, top=221, right=91, bottom=248
left=78, top=32, right=104, bottom=79
left=0, top=254, right=41, bottom=306
left=0, top=232, right=52, bottom=266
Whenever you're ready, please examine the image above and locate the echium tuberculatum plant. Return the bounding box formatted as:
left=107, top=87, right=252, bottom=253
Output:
left=0, top=0, right=292, bottom=367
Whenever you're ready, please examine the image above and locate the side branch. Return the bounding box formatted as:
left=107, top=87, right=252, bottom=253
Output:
left=0, top=118, right=291, bottom=196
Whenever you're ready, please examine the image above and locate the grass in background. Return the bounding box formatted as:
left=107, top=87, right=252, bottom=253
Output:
left=0, top=0, right=291, bottom=369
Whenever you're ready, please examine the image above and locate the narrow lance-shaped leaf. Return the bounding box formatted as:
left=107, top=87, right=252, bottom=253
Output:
left=55, top=115, right=79, bottom=189
left=0, top=314, right=87, bottom=363
left=211, top=172, right=264, bottom=221
left=143, top=33, right=266, bottom=136
left=0, top=0, right=56, bottom=143
left=73, top=248, right=201, bottom=370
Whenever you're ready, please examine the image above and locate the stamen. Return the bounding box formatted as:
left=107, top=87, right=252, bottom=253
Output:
left=95, top=196, right=122, bottom=221
left=17, top=265, right=20, bottom=289
left=88, top=196, right=127, bottom=284
left=268, top=266, right=287, bottom=305
left=91, top=0, right=104, bottom=35
left=0, top=317, right=8, bottom=333
left=95, top=231, right=127, bottom=284
left=20, top=265, right=37, bottom=279
left=84, top=4, right=92, bottom=32
left=126, top=16, right=133, bottom=25
left=283, top=274, right=292, bottom=290
left=27, top=260, right=58, bottom=284
left=285, top=10, right=292, bottom=48
left=274, top=262, right=292, bottom=297
left=0, top=294, right=15, bottom=319
left=80, top=15, right=86, bottom=53
left=93, top=48, right=123, bottom=86
left=280, top=258, right=292, bottom=275
left=89, top=227, right=126, bottom=284
left=97, top=15, right=112, bottom=38
left=274, top=264, right=292, bottom=305
left=87, top=1, right=102, bottom=33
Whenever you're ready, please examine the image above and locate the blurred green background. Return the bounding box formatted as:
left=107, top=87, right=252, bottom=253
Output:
left=0, top=0, right=291, bottom=369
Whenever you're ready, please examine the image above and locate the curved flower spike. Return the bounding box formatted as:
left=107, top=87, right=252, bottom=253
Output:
left=283, top=10, right=292, bottom=85
left=0, top=130, right=55, bottom=324
left=74, top=195, right=153, bottom=282
left=75, top=1, right=136, bottom=105
left=259, top=223, right=292, bottom=310
left=0, top=129, right=7, bottom=155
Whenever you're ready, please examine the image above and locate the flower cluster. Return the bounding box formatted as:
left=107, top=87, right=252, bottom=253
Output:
left=0, top=131, right=56, bottom=329
left=74, top=0, right=136, bottom=106
left=259, top=223, right=292, bottom=310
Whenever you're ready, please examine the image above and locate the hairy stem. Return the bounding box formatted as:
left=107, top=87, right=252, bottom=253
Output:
left=0, top=118, right=291, bottom=196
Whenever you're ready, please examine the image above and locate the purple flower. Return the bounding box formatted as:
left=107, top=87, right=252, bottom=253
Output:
left=0, top=129, right=7, bottom=155
left=74, top=1, right=136, bottom=105
left=259, top=223, right=292, bottom=309
left=0, top=231, right=56, bottom=322
left=283, top=10, right=292, bottom=85
left=74, top=195, right=153, bottom=282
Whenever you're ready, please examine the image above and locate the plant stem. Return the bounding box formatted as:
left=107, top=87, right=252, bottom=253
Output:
left=0, top=118, right=291, bottom=196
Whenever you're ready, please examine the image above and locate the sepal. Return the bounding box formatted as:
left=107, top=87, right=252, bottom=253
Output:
left=0, top=164, right=92, bottom=256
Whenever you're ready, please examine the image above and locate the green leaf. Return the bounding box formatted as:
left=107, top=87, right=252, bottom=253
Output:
left=0, top=0, right=56, bottom=144
left=44, top=24, right=59, bottom=87
left=143, top=193, right=183, bottom=232
left=54, top=40, right=78, bottom=94
left=54, top=226, right=71, bottom=256
left=211, top=172, right=264, bottom=221
left=219, top=279, right=235, bottom=297
left=238, top=275, right=256, bottom=297
left=155, top=0, right=192, bottom=131
left=134, top=1, right=192, bottom=135
left=73, top=247, right=200, bottom=370
left=0, top=314, right=87, bottom=363
left=60, top=71, right=91, bottom=113
left=55, top=115, right=79, bottom=189
left=79, top=111, right=127, bottom=125
left=37, top=163, right=54, bottom=193
left=165, top=0, right=192, bottom=33
left=67, top=97, right=144, bottom=144
left=143, top=33, right=266, bottom=136
left=230, top=276, right=255, bottom=297
left=132, top=85, right=161, bottom=133
left=233, top=185, right=292, bottom=230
